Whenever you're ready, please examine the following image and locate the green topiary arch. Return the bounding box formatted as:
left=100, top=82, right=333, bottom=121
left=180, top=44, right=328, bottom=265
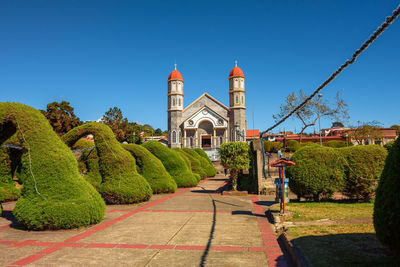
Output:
left=0, top=103, right=105, bottom=230
left=62, top=122, right=152, bottom=204
left=142, top=141, right=198, bottom=187
left=123, top=144, right=177, bottom=194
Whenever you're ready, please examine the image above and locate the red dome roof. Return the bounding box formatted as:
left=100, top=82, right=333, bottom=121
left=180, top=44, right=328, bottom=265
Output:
left=228, top=66, right=245, bottom=79
left=168, top=69, right=183, bottom=81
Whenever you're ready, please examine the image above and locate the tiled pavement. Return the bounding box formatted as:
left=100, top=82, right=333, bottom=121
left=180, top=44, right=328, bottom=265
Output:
left=0, top=174, right=289, bottom=266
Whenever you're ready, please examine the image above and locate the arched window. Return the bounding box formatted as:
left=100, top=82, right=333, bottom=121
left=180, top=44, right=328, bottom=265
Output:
left=190, top=137, right=194, bottom=148
left=241, top=96, right=244, bottom=104
left=242, top=129, right=245, bottom=141
left=236, top=95, right=239, bottom=104
left=173, top=98, right=176, bottom=106
left=178, top=98, right=181, bottom=106
left=172, top=131, right=177, bottom=143
left=178, top=131, right=181, bottom=143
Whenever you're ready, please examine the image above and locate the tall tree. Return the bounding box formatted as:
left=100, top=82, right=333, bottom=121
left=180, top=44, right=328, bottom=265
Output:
left=101, top=107, right=130, bottom=142
left=41, top=101, right=81, bottom=136
left=273, top=90, right=349, bottom=142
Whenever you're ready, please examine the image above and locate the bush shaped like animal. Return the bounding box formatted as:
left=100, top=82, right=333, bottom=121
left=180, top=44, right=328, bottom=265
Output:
left=0, top=103, right=105, bottom=230
left=123, top=144, right=177, bottom=193
left=286, top=145, right=346, bottom=201
left=63, top=122, right=152, bottom=204
left=374, top=138, right=400, bottom=255
left=340, top=145, right=387, bottom=200
left=142, top=141, right=198, bottom=187
left=193, top=148, right=217, bottom=177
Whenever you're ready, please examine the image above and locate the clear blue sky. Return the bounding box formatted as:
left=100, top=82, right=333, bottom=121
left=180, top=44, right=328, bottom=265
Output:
left=1, top=0, right=399, bottom=132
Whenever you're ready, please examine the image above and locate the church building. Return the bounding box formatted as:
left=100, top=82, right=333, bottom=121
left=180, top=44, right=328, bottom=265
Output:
left=167, top=62, right=247, bottom=159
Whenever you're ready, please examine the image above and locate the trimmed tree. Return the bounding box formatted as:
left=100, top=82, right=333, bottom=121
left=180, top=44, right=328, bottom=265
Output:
left=123, top=144, right=177, bottom=193
left=63, top=122, right=152, bottom=204
left=286, top=145, right=346, bottom=201
left=220, top=142, right=250, bottom=190
left=181, top=148, right=209, bottom=179
left=142, top=141, right=198, bottom=187
left=340, top=145, right=387, bottom=200
left=72, top=139, right=102, bottom=189
left=0, top=146, right=21, bottom=202
left=193, top=148, right=217, bottom=177
left=0, top=103, right=105, bottom=230
left=374, top=138, right=400, bottom=255
left=172, top=148, right=202, bottom=181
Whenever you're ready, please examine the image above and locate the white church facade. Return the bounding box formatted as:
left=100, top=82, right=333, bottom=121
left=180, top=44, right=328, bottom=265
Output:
left=167, top=63, right=247, bottom=158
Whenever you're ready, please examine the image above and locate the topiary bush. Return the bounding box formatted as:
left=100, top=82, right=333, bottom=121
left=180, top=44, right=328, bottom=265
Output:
left=263, top=141, right=283, bottom=153
left=286, top=145, right=346, bottom=201
left=0, top=102, right=105, bottom=230
left=181, top=148, right=210, bottom=179
left=63, top=122, right=152, bottom=204
left=323, top=140, right=349, bottom=148
left=220, top=142, right=250, bottom=190
left=172, top=148, right=202, bottom=181
left=142, top=141, right=198, bottom=187
left=72, top=139, right=102, bottom=189
left=0, top=146, right=21, bottom=202
left=193, top=148, right=217, bottom=177
left=285, top=140, right=300, bottom=152
left=340, top=145, right=387, bottom=200
left=374, top=138, right=400, bottom=255
left=123, top=144, right=177, bottom=193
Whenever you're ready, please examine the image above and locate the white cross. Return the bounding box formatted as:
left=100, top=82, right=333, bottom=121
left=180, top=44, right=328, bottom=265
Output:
left=174, top=63, right=177, bottom=70
left=234, top=60, right=238, bottom=67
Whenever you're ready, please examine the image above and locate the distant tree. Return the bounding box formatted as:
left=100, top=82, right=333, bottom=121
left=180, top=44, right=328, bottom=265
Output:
left=332, top=121, right=344, bottom=127
left=101, top=107, right=129, bottom=142
left=41, top=101, right=81, bottom=136
left=390, top=124, right=400, bottom=135
left=154, top=128, right=162, bottom=136
left=349, top=121, right=382, bottom=145
left=273, top=90, right=349, bottom=142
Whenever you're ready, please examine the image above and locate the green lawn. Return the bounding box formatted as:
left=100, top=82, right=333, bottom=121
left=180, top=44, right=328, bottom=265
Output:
left=273, top=201, right=373, bottom=222
left=288, top=224, right=398, bottom=267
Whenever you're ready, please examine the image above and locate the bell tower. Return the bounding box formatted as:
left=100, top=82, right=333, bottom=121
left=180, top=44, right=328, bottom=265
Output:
left=228, top=61, right=246, bottom=142
left=167, top=64, right=184, bottom=148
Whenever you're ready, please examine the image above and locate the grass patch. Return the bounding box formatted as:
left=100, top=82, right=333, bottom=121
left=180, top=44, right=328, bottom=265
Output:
left=273, top=201, right=373, bottom=222
left=288, top=224, right=399, bottom=266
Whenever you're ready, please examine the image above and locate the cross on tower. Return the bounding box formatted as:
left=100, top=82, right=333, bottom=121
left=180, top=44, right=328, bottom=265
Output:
left=234, top=60, right=238, bottom=67
left=174, top=63, right=177, bottom=70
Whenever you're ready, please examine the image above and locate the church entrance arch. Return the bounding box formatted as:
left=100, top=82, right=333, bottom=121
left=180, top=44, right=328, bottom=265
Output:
left=197, top=120, right=213, bottom=148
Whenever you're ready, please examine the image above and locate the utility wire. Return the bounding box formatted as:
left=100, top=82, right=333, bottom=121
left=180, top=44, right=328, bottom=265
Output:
left=260, top=4, right=400, bottom=137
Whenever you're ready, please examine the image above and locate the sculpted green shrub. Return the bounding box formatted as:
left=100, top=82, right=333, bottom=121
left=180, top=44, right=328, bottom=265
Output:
left=323, top=140, right=348, bottom=148
left=263, top=141, right=283, bottom=153
left=142, top=141, right=198, bottom=187
left=123, top=144, right=177, bottom=193
left=286, top=145, right=346, bottom=201
left=63, top=122, right=152, bottom=204
left=72, top=139, right=102, bottom=189
left=285, top=140, right=300, bottom=152
left=193, top=148, right=217, bottom=177
left=374, top=138, right=400, bottom=254
left=172, top=148, right=202, bottom=181
left=0, top=103, right=105, bottom=230
left=181, top=148, right=209, bottom=179
left=0, top=147, right=21, bottom=202
left=340, top=145, right=387, bottom=200
left=220, top=142, right=250, bottom=190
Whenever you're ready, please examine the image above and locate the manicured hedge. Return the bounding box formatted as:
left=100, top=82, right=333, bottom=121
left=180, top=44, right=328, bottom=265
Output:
left=285, top=140, right=300, bottom=152
left=123, top=144, right=177, bottom=193
left=193, top=148, right=217, bottom=177
left=263, top=141, right=283, bottom=153
left=63, top=122, right=152, bottom=204
left=73, top=139, right=102, bottom=189
left=142, top=141, right=198, bottom=187
left=0, top=103, right=105, bottom=230
left=340, top=145, right=387, bottom=200
left=286, top=145, right=346, bottom=201
left=172, top=148, right=202, bottom=182
left=374, top=138, right=400, bottom=254
left=0, top=147, right=21, bottom=202
left=181, top=148, right=209, bottom=179
left=323, top=140, right=348, bottom=148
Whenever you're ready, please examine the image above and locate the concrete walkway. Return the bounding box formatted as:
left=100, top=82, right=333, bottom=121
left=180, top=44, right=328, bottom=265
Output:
left=0, top=172, right=289, bottom=266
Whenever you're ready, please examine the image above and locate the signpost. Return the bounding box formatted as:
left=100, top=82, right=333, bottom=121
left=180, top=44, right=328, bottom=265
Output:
left=269, top=159, right=295, bottom=214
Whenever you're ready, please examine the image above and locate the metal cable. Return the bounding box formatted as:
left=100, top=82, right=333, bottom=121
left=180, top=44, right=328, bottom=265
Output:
left=260, top=4, right=400, bottom=137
